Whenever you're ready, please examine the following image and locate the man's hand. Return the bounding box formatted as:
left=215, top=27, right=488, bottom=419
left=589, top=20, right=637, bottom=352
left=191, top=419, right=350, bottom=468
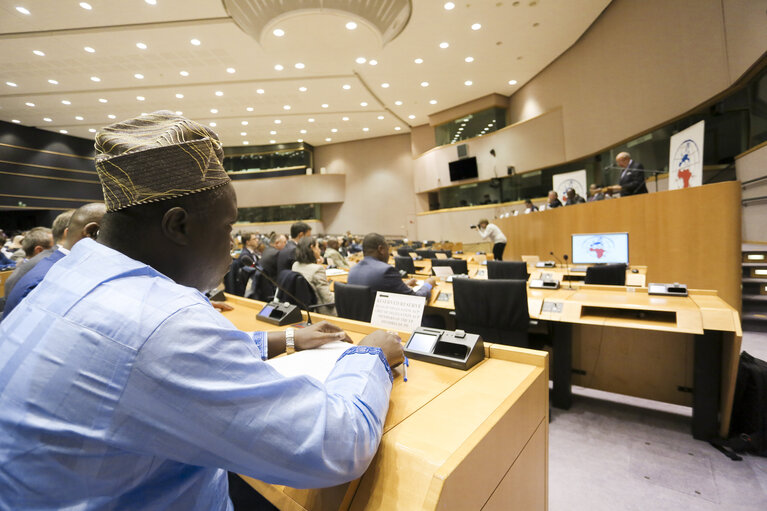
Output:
left=211, top=301, right=233, bottom=312
left=358, top=330, right=405, bottom=368
left=406, top=278, right=417, bottom=286
left=425, top=277, right=436, bottom=287
left=294, top=320, right=353, bottom=351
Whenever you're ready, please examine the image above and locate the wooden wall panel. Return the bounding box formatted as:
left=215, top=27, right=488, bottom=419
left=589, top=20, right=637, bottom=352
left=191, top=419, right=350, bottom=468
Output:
left=495, top=181, right=742, bottom=309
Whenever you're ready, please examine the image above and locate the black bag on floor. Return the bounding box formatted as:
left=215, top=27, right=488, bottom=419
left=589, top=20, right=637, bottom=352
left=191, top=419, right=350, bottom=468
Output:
left=725, top=351, right=767, bottom=456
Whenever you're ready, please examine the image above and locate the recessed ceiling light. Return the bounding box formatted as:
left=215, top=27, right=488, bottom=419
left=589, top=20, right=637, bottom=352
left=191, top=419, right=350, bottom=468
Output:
left=88, top=128, right=96, bottom=132
left=136, top=96, right=145, bottom=101
left=175, top=111, right=183, bottom=115
left=342, top=84, right=351, bottom=90
left=133, top=73, right=144, bottom=79
left=6, top=81, right=17, bottom=87
left=273, top=28, right=285, bottom=37
left=246, top=106, right=254, bottom=111
left=209, top=121, right=216, bottom=127
left=256, top=88, right=264, bottom=94
left=362, top=127, right=369, bottom=132
left=300, top=129, right=307, bottom=134
left=283, top=105, right=291, bottom=110
left=75, top=115, right=84, bottom=120
left=508, top=79, right=518, bottom=85
left=43, top=117, right=52, bottom=122
left=342, top=116, right=349, bottom=121
left=215, top=90, right=223, bottom=96
left=381, top=83, right=390, bottom=88
left=430, top=99, right=437, bottom=104
left=179, top=70, right=189, bottom=77
left=355, top=57, right=366, bottom=64
left=90, top=76, right=101, bottom=82
left=145, top=0, right=157, bottom=4
left=331, top=128, right=338, bottom=133
left=25, top=102, right=35, bottom=107
left=98, top=98, right=107, bottom=103
left=377, top=115, right=384, bottom=120
left=16, top=6, right=30, bottom=15
left=59, top=130, right=68, bottom=134
left=369, top=60, right=378, bottom=66
left=136, top=42, right=147, bottom=50
left=274, top=64, right=284, bottom=71
left=241, top=121, right=248, bottom=125
left=359, top=102, right=367, bottom=107
left=471, top=23, right=482, bottom=30
left=464, top=80, right=473, bottom=86
left=394, top=126, right=402, bottom=131
left=408, top=114, right=415, bottom=119
left=12, top=119, right=21, bottom=123
left=269, top=140, right=276, bottom=144
left=321, top=104, right=329, bottom=108
left=294, top=62, right=305, bottom=69
left=84, top=46, right=95, bottom=53
left=420, top=81, right=429, bottom=87
left=444, top=2, right=455, bottom=10
left=308, top=118, right=315, bottom=122
left=395, top=100, right=403, bottom=106
left=175, top=93, right=184, bottom=99
left=240, top=132, right=247, bottom=136
left=465, top=56, right=474, bottom=62
left=226, top=67, right=236, bottom=74
left=297, top=138, right=303, bottom=143
left=61, top=100, right=71, bottom=105
left=270, top=130, right=277, bottom=135
left=210, top=108, right=218, bottom=114
left=298, top=86, right=307, bottom=92
left=108, top=114, right=116, bottom=119
left=33, top=50, right=45, bottom=57
left=243, top=141, right=249, bottom=145
left=325, top=138, right=331, bottom=142
left=79, top=1, right=92, bottom=8
left=439, top=42, right=449, bottom=49
left=414, top=58, right=423, bottom=64
left=274, top=119, right=282, bottom=124
left=190, top=38, right=201, bottom=46
left=48, top=79, right=58, bottom=84
left=346, top=21, right=357, bottom=30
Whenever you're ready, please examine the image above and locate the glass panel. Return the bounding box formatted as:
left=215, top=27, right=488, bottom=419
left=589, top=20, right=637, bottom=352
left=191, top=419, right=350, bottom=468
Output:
left=237, top=203, right=319, bottom=223
left=434, top=107, right=507, bottom=146
left=223, top=144, right=312, bottom=175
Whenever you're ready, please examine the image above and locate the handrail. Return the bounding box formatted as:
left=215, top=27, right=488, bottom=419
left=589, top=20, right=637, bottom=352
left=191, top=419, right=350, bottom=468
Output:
left=741, top=195, right=767, bottom=206
left=741, top=174, right=767, bottom=187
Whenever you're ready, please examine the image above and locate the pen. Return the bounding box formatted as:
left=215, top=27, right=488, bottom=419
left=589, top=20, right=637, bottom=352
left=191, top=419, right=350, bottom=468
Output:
left=403, top=356, right=409, bottom=382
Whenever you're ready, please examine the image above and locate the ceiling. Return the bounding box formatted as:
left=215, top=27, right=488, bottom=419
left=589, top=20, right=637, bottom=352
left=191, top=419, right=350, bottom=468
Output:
left=0, top=0, right=611, bottom=148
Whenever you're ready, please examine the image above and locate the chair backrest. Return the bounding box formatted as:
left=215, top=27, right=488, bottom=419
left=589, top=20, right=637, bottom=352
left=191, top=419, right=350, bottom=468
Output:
left=394, top=255, right=416, bottom=275
left=453, top=278, right=529, bottom=347
left=276, top=270, right=317, bottom=307
left=585, top=263, right=627, bottom=286
left=487, top=261, right=529, bottom=280
left=397, top=247, right=411, bottom=257
left=415, top=249, right=436, bottom=259
left=431, top=258, right=468, bottom=275
left=335, top=282, right=376, bottom=322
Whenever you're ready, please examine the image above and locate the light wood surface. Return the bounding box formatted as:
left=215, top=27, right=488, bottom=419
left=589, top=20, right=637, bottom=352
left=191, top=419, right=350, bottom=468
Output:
left=494, top=181, right=742, bottom=310
left=222, top=295, right=549, bottom=511
left=0, top=270, right=11, bottom=298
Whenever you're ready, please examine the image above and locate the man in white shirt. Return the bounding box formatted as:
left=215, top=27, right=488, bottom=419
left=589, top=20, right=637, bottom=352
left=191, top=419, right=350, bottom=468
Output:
left=472, top=218, right=507, bottom=261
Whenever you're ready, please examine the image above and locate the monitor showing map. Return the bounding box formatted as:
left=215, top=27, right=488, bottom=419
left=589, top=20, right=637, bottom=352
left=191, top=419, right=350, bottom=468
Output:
left=571, top=232, right=629, bottom=265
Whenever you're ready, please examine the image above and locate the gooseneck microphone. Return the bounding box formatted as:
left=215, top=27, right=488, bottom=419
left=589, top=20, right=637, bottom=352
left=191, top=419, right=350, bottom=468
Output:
left=562, top=254, right=573, bottom=289
left=549, top=251, right=564, bottom=266
left=256, top=264, right=313, bottom=325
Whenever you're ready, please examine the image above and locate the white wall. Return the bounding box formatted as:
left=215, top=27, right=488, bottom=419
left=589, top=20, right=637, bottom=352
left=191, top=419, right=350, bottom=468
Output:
left=232, top=173, right=345, bottom=208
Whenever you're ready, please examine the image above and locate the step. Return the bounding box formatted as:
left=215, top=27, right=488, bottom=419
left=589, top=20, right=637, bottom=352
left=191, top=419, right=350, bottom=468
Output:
left=743, top=312, right=767, bottom=322
left=743, top=277, right=767, bottom=284
left=742, top=262, right=767, bottom=267
left=742, top=243, right=767, bottom=252
left=743, top=294, right=767, bottom=302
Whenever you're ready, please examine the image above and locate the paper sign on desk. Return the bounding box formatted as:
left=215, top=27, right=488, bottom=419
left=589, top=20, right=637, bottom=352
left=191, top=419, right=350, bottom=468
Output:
left=325, top=268, right=348, bottom=276
left=370, top=292, right=426, bottom=331
left=266, top=341, right=351, bottom=382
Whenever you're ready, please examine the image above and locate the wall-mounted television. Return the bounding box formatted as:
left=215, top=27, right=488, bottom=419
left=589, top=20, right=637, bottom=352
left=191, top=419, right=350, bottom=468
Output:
left=449, top=156, right=478, bottom=181
left=571, top=232, right=629, bottom=265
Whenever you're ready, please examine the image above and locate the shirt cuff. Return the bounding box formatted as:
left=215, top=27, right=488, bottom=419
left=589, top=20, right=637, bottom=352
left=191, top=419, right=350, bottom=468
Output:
left=420, top=282, right=433, bottom=293
left=337, top=346, right=393, bottom=383
left=250, top=331, right=269, bottom=360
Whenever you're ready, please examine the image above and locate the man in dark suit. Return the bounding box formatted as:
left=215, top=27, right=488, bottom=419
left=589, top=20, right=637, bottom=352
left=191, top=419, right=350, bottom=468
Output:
left=616, top=151, right=648, bottom=196
left=277, top=222, right=311, bottom=274
left=348, top=233, right=435, bottom=298
left=253, top=233, right=286, bottom=300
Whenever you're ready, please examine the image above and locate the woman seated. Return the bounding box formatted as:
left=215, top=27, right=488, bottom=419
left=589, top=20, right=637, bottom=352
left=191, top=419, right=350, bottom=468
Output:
left=292, top=236, right=336, bottom=315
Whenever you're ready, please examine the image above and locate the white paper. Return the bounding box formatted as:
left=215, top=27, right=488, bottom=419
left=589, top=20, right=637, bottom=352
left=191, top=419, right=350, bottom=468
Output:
left=266, top=341, right=351, bottom=382
left=325, top=268, right=348, bottom=276
left=370, top=292, right=426, bottom=331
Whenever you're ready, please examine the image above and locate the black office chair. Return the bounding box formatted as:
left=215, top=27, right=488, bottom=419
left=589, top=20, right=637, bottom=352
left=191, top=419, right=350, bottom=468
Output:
left=453, top=278, right=529, bottom=347
left=335, top=282, right=376, bottom=322
left=394, top=255, right=416, bottom=275
left=431, top=258, right=469, bottom=275
left=415, top=249, right=436, bottom=259
left=397, top=247, right=412, bottom=257
left=223, top=259, right=254, bottom=297
left=584, top=263, right=627, bottom=286
left=275, top=270, right=331, bottom=311
left=487, top=261, right=529, bottom=280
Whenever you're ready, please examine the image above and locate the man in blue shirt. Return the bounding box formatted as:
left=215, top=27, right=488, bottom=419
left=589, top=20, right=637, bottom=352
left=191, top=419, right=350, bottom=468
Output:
left=0, top=111, right=403, bottom=510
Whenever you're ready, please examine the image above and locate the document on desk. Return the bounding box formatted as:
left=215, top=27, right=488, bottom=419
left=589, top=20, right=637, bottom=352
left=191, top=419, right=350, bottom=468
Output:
left=325, top=268, right=348, bottom=276
left=266, top=341, right=351, bottom=382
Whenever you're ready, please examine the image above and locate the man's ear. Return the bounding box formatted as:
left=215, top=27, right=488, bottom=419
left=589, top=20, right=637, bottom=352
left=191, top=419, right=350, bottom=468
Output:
left=82, top=222, right=99, bottom=240
left=161, top=207, right=191, bottom=246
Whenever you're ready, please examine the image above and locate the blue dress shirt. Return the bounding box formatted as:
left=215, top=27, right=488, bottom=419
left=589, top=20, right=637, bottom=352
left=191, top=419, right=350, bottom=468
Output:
left=2, top=248, right=66, bottom=317
left=0, top=238, right=392, bottom=510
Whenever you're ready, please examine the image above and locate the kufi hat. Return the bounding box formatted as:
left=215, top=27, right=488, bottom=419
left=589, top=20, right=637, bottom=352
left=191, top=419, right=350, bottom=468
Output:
left=94, top=111, right=231, bottom=212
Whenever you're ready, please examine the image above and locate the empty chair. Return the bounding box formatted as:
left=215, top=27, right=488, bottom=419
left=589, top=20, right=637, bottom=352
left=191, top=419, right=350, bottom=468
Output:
left=431, top=258, right=468, bottom=275
left=487, top=260, right=529, bottom=280
left=415, top=249, right=436, bottom=259
left=394, top=255, right=416, bottom=275
left=453, top=278, right=529, bottom=347
left=275, top=270, right=320, bottom=310
left=335, top=282, right=376, bottom=322
left=397, top=247, right=411, bottom=257
left=585, top=263, right=627, bottom=286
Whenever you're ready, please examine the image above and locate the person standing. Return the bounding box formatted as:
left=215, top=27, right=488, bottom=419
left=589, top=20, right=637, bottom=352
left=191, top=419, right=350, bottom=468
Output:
left=472, top=218, right=507, bottom=261
left=615, top=151, right=648, bottom=196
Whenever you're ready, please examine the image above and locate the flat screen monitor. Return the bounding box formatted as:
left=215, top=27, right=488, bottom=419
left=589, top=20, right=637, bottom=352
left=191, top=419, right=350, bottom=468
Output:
left=571, top=232, right=629, bottom=265
left=448, top=156, right=478, bottom=181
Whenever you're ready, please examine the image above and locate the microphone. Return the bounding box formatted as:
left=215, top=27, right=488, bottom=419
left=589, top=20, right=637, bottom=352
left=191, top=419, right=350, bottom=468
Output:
left=255, top=264, right=313, bottom=325
left=563, top=254, right=573, bottom=289
left=549, top=251, right=564, bottom=266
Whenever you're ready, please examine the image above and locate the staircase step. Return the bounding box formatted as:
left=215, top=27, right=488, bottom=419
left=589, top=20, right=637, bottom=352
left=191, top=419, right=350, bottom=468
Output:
left=743, top=262, right=767, bottom=267
left=743, top=312, right=767, bottom=322
left=743, top=277, right=767, bottom=284
left=743, top=294, right=767, bottom=302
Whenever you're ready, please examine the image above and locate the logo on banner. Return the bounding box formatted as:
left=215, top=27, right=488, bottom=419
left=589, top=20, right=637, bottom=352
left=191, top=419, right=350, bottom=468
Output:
left=582, top=235, right=615, bottom=260
left=557, top=178, right=586, bottom=198
left=671, top=139, right=701, bottom=189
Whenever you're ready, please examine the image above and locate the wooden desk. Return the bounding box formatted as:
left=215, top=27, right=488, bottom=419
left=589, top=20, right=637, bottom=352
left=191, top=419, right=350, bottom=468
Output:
left=222, top=295, right=550, bottom=511
left=0, top=270, right=11, bottom=298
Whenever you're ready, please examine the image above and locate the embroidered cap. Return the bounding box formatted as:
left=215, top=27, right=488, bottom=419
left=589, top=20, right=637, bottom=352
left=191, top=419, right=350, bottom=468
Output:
left=94, top=111, right=231, bottom=212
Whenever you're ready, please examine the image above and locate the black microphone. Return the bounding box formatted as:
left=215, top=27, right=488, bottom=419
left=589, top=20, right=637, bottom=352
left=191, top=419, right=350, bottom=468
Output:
left=562, top=254, right=573, bottom=289
left=549, top=251, right=564, bottom=266
left=256, top=264, right=313, bottom=325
